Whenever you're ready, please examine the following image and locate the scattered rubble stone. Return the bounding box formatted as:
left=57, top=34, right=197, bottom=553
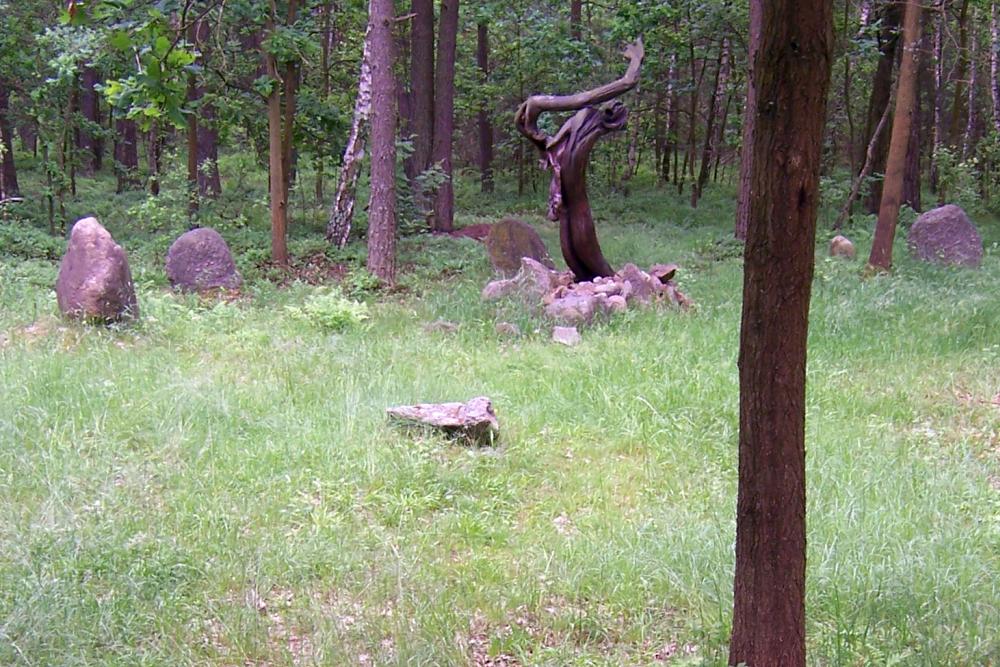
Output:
left=552, top=326, right=582, bottom=346
left=387, top=396, right=499, bottom=445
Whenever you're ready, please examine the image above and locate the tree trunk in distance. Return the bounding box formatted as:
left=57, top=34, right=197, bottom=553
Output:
left=406, top=0, right=434, bottom=180
left=327, top=23, right=373, bottom=246
left=265, top=30, right=288, bottom=265
left=0, top=82, right=20, bottom=199
left=692, top=39, right=726, bottom=207
left=570, top=0, right=582, bottom=40
left=366, top=0, right=397, bottom=285
left=729, top=1, right=833, bottom=664
left=992, top=2, right=1000, bottom=132
left=186, top=71, right=199, bottom=218
left=316, top=0, right=335, bottom=200
left=114, top=118, right=139, bottom=193
left=860, top=2, right=902, bottom=213
left=192, top=18, right=221, bottom=197
left=869, top=0, right=922, bottom=272
left=431, top=0, right=459, bottom=232
left=948, top=0, right=971, bottom=146
left=834, top=98, right=891, bottom=230
left=78, top=66, right=102, bottom=175
left=962, top=9, right=979, bottom=159
left=734, top=1, right=762, bottom=240
left=477, top=22, right=494, bottom=193
left=931, top=5, right=945, bottom=194
left=147, top=123, right=161, bottom=196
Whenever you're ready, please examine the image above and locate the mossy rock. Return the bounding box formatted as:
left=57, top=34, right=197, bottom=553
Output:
left=485, top=218, right=555, bottom=277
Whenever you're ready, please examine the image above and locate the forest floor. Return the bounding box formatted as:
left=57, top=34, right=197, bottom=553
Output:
left=1, top=158, right=999, bottom=665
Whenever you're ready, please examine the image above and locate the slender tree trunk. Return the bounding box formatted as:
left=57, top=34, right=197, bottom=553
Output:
left=860, top=2, right=902, bottom=213
left=714, top=87, right=734, bottom=182
left=734, top=2, right=762, bottom=240
left=992, top=2, right=1000, bottom=133
left=114, top=118, right=139, bottom=193
left=653, top=63, right=666, bottom=181
left=963, top=9, right=979, bottom=159
left=667, top=52, right=679, bottom=186
left=78, top=66, right=102, bottom=175
left=692, top=40, right=726, bottom=207
left=570, top=0, right=582, bottom=41
left=406, top=0, right=434, bottom=179
left=431, top=0, right=459, bottom=232
left=327, top=24, right=373, bottom=246
left=729, top=2, right=833, bottom=664
left=948, top=0, right=971, bottom=146
left=869, top=0, right=922, bottom=271
left=366, top=0, right=397, bottom=284
left=282, top=0, right=300, bottom=204
left=186, top=71, right=200, bottom=218
left=147, top=122, right=161, bottom=195
left=835, top=99, right=891, bottom=230
left=316, top=0, right=335, bottom=200
left=931, top=4, right=946, bottom=193
left=0, top=82, right=20, bottom=199
left=265, top=11, right=288, bottom=266
left=477, top=22, right=494, bottom=193
left=192, top=18, right=221, bottom=197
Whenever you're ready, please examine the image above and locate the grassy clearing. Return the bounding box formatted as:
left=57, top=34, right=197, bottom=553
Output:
left=1, top=162, right=999, bottom=665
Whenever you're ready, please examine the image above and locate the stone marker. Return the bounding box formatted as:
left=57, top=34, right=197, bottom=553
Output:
left=165, top=227, right=242, bottom=291
left=552, top=326, right=582, bottom=346
left=387, top=396, right=499, bottom=445
left=907, top=204, right=983, bottom=268
left=485, top=218, right=555, bottom=276
left=495, top=321, right=521, bottom=337
left=55, top=217, right=138, bottom=322
left=829, top=235, right=856, bottom=259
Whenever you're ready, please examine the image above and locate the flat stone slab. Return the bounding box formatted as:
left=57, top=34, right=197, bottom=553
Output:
left=387, top=396, right=499, bottom=445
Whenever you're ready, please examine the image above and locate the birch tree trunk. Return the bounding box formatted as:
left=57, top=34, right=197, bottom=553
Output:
left=326, top=24, right=373, bottom=247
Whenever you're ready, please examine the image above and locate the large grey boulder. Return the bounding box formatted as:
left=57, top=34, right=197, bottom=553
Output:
left=165, top=227, right=242, bottom=291
left=55, top=217, right=138, bottom=322
left=485, top=218, right=555, bottom=276
left=907, top=204, right=983, bottom=268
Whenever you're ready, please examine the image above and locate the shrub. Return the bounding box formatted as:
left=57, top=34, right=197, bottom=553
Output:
left=286, top=287, right=369, bottom=332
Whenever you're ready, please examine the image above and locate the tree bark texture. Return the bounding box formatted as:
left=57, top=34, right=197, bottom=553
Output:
left=431, top=0, right=459, bottom=231
left=869, top=0, right=922, bottom=271
left=734, top=1, right=762, bottom=240
left=405, top=0, right=434, bottom=180
left=728, top=1, right=833, bottom=665
left=0, top=82, right=20, bottom=199
left=478, top=22, right=494, bottom=193
left=515, top=39, right=643, bottom=282
left=326, top=23, right=373, bottom=248
left=366, top=0, right=397, bottom=285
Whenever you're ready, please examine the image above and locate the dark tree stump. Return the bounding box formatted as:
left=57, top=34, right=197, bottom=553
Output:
left=515, top=39, right=644, bottom=282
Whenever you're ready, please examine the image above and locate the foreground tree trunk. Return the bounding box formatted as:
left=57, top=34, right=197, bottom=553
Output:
left=734, top=2, right=762, bottom=240
left=326, top=23, right=373, bottom=247
left=431, top=0, right=459, bottom=231
left=366, top=0, right=397, bottom=284
left=515, top=39, right=644, bottom=281
left=729, top=0, right=833, bottom=664
left=869, top=0, right=922, bottom=271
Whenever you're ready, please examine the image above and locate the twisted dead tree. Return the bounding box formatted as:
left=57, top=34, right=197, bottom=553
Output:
left=515, top=38, right=644, bottom=282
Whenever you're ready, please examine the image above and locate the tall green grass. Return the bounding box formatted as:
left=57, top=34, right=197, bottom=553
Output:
left=1, top=167, right=998, bottom=665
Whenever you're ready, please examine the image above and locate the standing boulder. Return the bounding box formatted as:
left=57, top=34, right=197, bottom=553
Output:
left=907, top=204, right=983, bottom=268
left=485, top=218, right=555, bottom=276
left=165, top=227, right=242, bottom=291
left=55, top=217, right=138, bottom=322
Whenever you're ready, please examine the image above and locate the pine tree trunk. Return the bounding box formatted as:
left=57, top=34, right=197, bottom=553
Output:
left=477, top=22, right=494, bottom=193
left=570, top=0, right=582, bottom=40
left=949, top=0, right=971, bottom=146
left=186, top=71, right=200, bottom=218
left=406, top=0, right=434, bottom=179
left=692, top=39, right=727, bottom=207
left=327, top=24, right=373, bottom=247
left=192, top=18, right=221, bottom=197
left=316, top=0, right=335, bottom=200
left=963, top=9, right=979, bottom=159
left=366, top=0, right=397, bottom=284
left=147, top=123, right=161, bottom=196
left=734, top=2, right=762, bottom=240
left=834, top=98, right=891, bottom=230
left=0, top=82, right=20, bottom=199
left=265, top=13, right=288, bottom=266
left=431, top=0, right=459, bottom=232
left=869, top=0, right=922, bottom=271
left=729, top=2, right=833, bottom=664
left=931, top=5, right=945, bottom=194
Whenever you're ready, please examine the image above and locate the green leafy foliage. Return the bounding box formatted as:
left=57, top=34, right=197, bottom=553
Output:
left=285, top=286, right=369, bottom=331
